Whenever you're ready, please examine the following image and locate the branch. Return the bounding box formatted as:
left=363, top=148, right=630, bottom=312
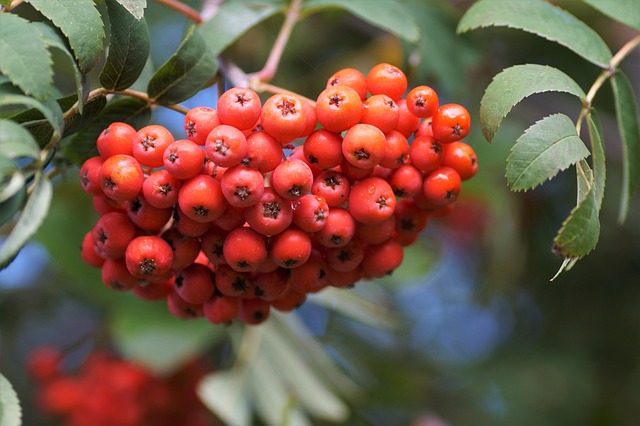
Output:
left=155, top=0, right=202, bottom=23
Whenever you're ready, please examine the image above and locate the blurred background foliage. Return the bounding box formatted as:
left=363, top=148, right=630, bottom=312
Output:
left=1, top=0, right=639, bottom=425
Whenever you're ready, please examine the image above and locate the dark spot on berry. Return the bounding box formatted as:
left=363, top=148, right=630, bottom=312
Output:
left=385, top=99, right=396, bottom=109
left=241, top=157, right=251, bottom=166
left=254, top=286, right=265, bottom=297
left=186, top=121, right=196, bottom=137
left=237, top=260, right=250, bottom=269
left=377, top=196, right=388, bottom=209
left=232, top=277, right=248, bottom=292
left=175, top=274, right=184, bottom=287
left=324, top=175, right=340, bottom=190
left=139, top=258, right=157, bottom=275
left=284, top=259, right=298, bottom=267
left=263, top=201, right=281, bottom=219
left=319, top=268, right=327, bottom=279
left=353, top=148, right=370, bottom=160
left=158, top=184, right=172, bottom=196
left=431, top=142, right=442, bottom=154
left=212, top=243, right=224, bottom=258
left=415, top=97, right=425, bottom=107
left=141, top=136, right=156, bottom=151
left=236, top=94, right=248, bottom=106
left=193, top=206, right=209, bottom=217
left=330, top=235, right=342, bottom=245
left=102, top=128, right=111, bottom=136
left=329, top=95, right=342, bottom=107
left=277, top=99, right=297, bottom=116
left=401, top=218, right=415, bottom=231
left=289, top=185, right=303, bottom=198
left=393, top=188, right=406, bottom=197
left=130, top=198, right=142, bottom=214
left=168, top=151, right=178, bottom=163
left=253, top=310, right=265, bottom=321
left=234, top=186, right=251, bottom=201
left=308, top=155, right=318, bottom=164
left=98, top=230, right=107, bottom=243
left=452, top=124, right=462, bottom=136
left=446, top=190, right=457, bottom=201
left=471, top=155, right=477, bottom=166
left=81, top=171, right=89, bottom=187
left=330, top=78, right=339, bottom=86
left=214, top=139, right=228, bottom=155
left=337, top=250, right=351, bottom=262
left=314, top=208, right=326, bottom=222
left=396, top=154, right=406, bottom=165
left=104, top=177, right=116, bottom=189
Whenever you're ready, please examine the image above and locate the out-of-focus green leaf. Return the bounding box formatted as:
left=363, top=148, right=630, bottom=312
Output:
left=506, top=114, right=590, bottom=191
left=457, top=0, right=612, bottom=67
left=110, top=298, right=224, bottom=375
left=64, top=98, right=150, bottom=165
left=198, top=0, right=285, bottom=55
left=0, top=156, right=24, bottom=203
left=480, top=64, right=586, bottom=142
left=32, top=22, right=86, bottom=113
left=63, top=95, right=108, bottom=136
left=0, top=0, right=11, bottom=7
left=611, top=71, right=640, bottom=223
left=0, top=181, right=27, bottom=227
left=0, top=120, right=40, bottom=159
left=115, top=0, right=146, bottom=20
left=303, top=0, right=419, bottom=42
left=0, top=173, right=52, bottom=269
left=101, top=0, right=150, bottom=91
left=147, top=25, right=217, bottom=105
left=553, top=186, right=600, bottom=260
left=582, top=0, right=640, bottom=32
left=0, top=373, right=22, bottom=426
left=311, top=287, right=398, bottom=330
left=586, top=112, right=606, bottom=211
left=0, top=87, right=64, bottom=145
left=26, top=0, right=105, bottom=73
left=198, top=369, right=251, bottom=426
left=0, top=14, right=52, bottom=100
left=577, top=159, right=594, bottom=205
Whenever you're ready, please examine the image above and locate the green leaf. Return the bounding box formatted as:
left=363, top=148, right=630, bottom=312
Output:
left=26, top=0, right=105, bottom=74
left=198, top=0, right=285, bottom=55
left=64, top=97, right=150, bottom=165
left=611, top=71, right=640, bottom=223
left=0, top=182, right=27, bottom=227
left=582, top=0, right=640, bottom=32
left=0, top=0, right=11, bottom=7
left=506, top=114, right=590, bottom=191
left=586, top=112, right=606, bottom=211
left=100, top=0, right=150, bottom=91
left=0, top=120, right=40, bottom=159
left=0, top=89, right=64, bottom=145
left=0, top=373, right=22, bottom=426
left=553, top=186, right=600, bottom=259
left=457, top=0, right=612, bottom=67
left=302, top=0, right=420, bottom=42
left=0, top=156, right=24, bottom=203
left=148, top=25, right=218, bottom=105
left=0, top=14, right=52, bottom=100
left=109, top=298, right=224, bottom=375
left=198, top=369, right=251, bottom=426
left=115, top=0, right=147, bottom=20
left=0, top=173, right=52, bottom=269
left=63, top=95, right=108, bottom=136
left=32, top=22, right=86, bottom=114
left=311, top=287, right=398, bottom=329
left=480, top=64, right=586, bottom=142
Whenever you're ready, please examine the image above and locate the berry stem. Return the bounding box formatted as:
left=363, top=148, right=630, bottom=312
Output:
left=252, top=0, right=303, bottom=82
left=155, top=0, right=203, bottom=23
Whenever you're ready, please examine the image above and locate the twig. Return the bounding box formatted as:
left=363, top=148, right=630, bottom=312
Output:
left=155, top=0, right=202, bottom=23
left=250, top=79, right=316, bottom=107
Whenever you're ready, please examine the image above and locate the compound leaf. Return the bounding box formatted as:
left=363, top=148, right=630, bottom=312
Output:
left=198, top=0, right=285, bottom=55
left=0, top=88, right=64, bottom=146
left=457, top=0, right=612, bottom=67
left=115, top=0, right=147, bottom=20
left=582, top=0, right=640, bottom=32
left=0, top=119, right=40, bottom=159
left=26, top=0, right=105, bottom=73
left=0, top=373, right=22, bottom=426
left=0, top=172, right=52, bottom=269
left=0, top=13, right=52, bottom=100
left=553, top=185, right=600, bottom=260
left=611, top=71, right=640, bottom=223
left=480, top=64, right=586, bottom=142
left=303, top=0, right=420, bottom=42
left=101, top=0, right=150, bottom=91
left=506, top=114, right=590, bottom=191
left=148, top=25, right=218, bottom=105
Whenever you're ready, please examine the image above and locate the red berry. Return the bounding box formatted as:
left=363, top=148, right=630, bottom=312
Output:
left=422, top=166, right=462, bottom=207
left=367, top=63, right=407, bottom=100
left=98, top=154, right=144, bottom=202
left=217, top=87, right=262, bottom=130
left=96, top=122, right=136, bottom=159
left=163, top=139, right=206, bottom=180
left=133, top=124, right=175, bottom=168
left=178, top=174, right=227, bottom=223
left=315, top=85, right=363, bottom=133
left=405, top=85, right=439, bottom=118
left=348, top=177, right=396, bottom=225
left=184, top=106, right=220, bottom=145
left=326, top=67, right=368, bottom=100
left=431, top=103, right=470, bottom=144
left=125, top=236, right=174, bottom=282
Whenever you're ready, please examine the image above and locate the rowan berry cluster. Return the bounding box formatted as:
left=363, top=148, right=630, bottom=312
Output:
left=27, top=346, right=216, bottom=426
left=79, top=63, right=477, bottom=326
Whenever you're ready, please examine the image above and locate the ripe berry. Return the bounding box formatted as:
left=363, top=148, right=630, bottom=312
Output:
left=26, top=346, right=61, bottom=382
left=367, top=63, right=407, bottom=100
left=126, top=195, right=172, bottom=233
left=312, top=170, right=350, bottom=207
left=422, top=166, right=462, bottom=207
left=214, top=204, right=246, bottom=231
left=163, top=139, right=205, bottom=180
left=409, top=135, right=443, bottom=173
left=303, top=129, right=344, bottom=169
left=98, top=154, right=144, bottom=202
left=271, top=159, right=314, bottom=201
left=244, top=188, right=293, bottom=236
left=325, top=238, right=366, bottom=272
left=184, top=106, right=220, bottom=145
left=161, top=227, right=201, bottom=271
left=217, top=87, right=262, bottom=130
left=252, top=269, right=289, bottom=301
left=361, top=239, right=404, bottom=277
left=239, top=298, right=270, bottom=325
left=271, top=287, right=307, bottom=312
left=260, top=94, right=307, bottom=143
left=292, top=194, right=329, bottom=233
left=441, top=141, right=478, bottom=181
left=288, top=250, right=328, bottom=293
left=348, top=177, right=397, bottom=225
left=125, top=236, right=174, bottom=282
left=270, top=226, right=312, bottom=268
left=243, top=131, right=283, bottom=173
left=173, top=207, right=212, bottom=238
left=405, top=85, right=439, bottom=118
left=380, top=130, right=409, bottom=169
left=395, top=199, right=429, bottom=245
left=431, top=103, right=470, bottom=143
left=215, top=264, right=251, bottom=297
left=92, top=194, right=125, bottom=215
left=205, top=124, right=248, bottom=167
left=315, top=85, right=363, bottom=132
left=142, top=169, right=182, bottom=209
left=101, top=258, right=139, bottom=291
left=97, top=122, right=136, bottom=159
left=342, top=123, right=386, bottom=169
left=314, top=207, right=356, bottom=248
left=223, top=226, right=268, bottom=272
left=203, top=295, right=240, bottom=325
left=355, top=214, right=396, bottom=245
left=133, top=124, right=175, bottom=168
left=200, top=226, right=228, bottom=265
left=361, top=94, right=399, bottom=133
left=92, top=212, right=136, bottom=259
left=220, top=164, right=265, bottom=207
left=388, top=164, right=423, bottom=198
left=167, top=289, right=203, bottom=319
left=394, top=98, right=421, bottom=138
left=178, top=174, right=227, bottom=223
left=175, top=263, right=215, bottom=305
left=133, top=279, right=172, bottom=301
left=81, top=231, right=105, bottom=268
left=326, top=67, right=368, bottom=100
